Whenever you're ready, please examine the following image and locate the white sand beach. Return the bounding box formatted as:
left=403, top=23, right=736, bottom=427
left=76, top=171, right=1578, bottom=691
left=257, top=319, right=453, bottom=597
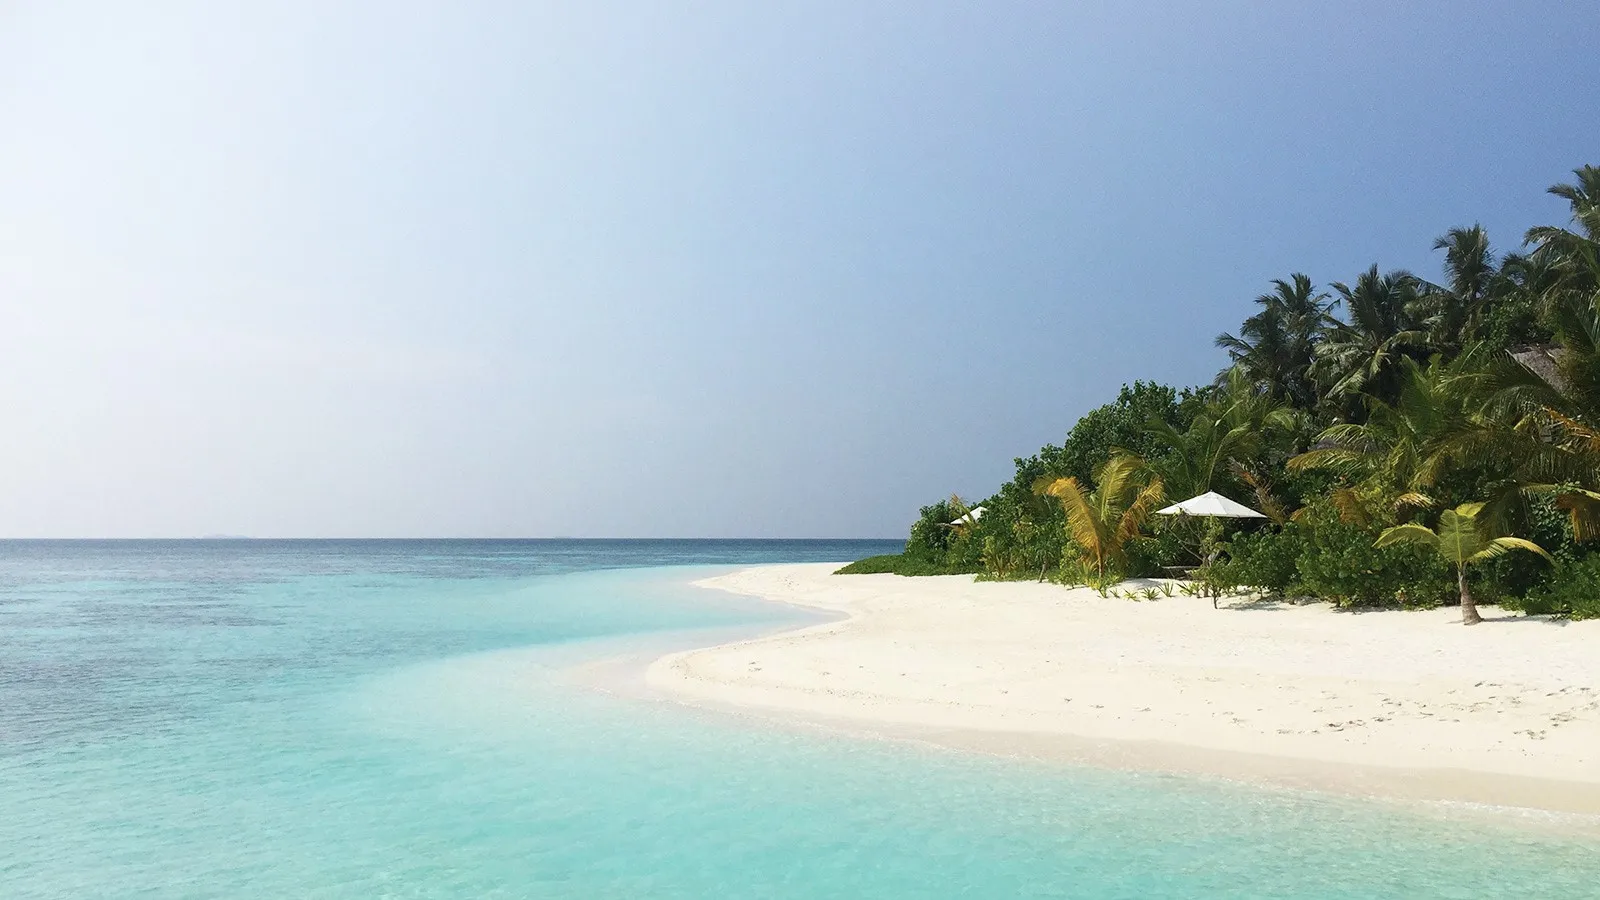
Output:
left=648, top=563, right=1600, bottom=814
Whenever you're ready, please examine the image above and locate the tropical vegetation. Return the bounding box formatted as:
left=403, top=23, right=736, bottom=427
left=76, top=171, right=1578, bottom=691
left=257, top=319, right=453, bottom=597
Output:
left=1374, top=503, right=1552, bottom=624
left=1035, top=455, right=1165, bottom=589
left=839, top=165, right=1600, bottom=622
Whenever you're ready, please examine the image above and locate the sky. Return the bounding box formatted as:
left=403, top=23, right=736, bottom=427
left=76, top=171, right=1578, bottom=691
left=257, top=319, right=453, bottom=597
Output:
left=1, top=1, right=1597, bottom=538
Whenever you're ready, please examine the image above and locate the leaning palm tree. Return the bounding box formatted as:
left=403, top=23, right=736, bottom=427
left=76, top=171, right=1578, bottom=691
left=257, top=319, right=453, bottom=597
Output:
left=1034, top=455, right=1164, bottom=588
left=1375, top=503, right=1552, bottom=625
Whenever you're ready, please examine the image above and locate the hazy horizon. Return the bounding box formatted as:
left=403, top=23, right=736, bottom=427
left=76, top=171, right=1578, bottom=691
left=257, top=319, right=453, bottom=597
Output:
left=3, top=2, right=1597, bottom=538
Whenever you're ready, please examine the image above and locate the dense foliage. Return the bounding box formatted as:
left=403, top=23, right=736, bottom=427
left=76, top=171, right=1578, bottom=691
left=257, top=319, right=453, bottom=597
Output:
left=845, top=165, right=1600, bottom=620
left=834, top=554, right=958, bottom=576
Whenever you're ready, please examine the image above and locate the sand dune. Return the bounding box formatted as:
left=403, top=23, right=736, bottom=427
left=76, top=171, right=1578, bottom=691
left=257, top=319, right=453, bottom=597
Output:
left=648, top=563, right=1600, bottom=814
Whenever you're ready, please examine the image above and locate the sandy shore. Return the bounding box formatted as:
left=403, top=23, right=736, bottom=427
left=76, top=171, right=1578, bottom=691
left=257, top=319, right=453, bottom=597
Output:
left=647, top=563, right=1600, bottom=815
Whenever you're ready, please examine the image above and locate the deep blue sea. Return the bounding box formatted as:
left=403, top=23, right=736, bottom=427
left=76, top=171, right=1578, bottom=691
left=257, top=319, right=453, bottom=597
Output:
left=3, top=539, right=1598, bottom=898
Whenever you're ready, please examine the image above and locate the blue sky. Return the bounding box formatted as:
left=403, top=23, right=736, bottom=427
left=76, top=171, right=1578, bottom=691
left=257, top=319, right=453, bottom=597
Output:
left=1, top=1, right=1596, bottom=537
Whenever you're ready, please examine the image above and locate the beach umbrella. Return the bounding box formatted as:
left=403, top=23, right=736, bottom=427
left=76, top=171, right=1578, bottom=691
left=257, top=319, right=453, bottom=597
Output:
left=946, top=506, right=985, bottom=526
left=1155, top=492, right=1266, bottom=518
left=1155, top=492, right=1264, bottom=607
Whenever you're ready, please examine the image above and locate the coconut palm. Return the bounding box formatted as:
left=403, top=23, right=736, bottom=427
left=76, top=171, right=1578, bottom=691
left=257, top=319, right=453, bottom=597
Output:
left=1290, top=351, right=1490, bottom=513
left=1145, top=367, right=1300, bottom=501
left=1437, top=226, right=1499, bottom=306
left=1375, top=503, right=1552, bottom=624
left=1469, top=172, right=1600, bottom=539
left=1313, top=266, right=1432, bottom=409
left=1528, top=165, right=1600, bottom=245
left=1215, top=273, right=1334, bottom=410
left=1472, top=293, right=1600, bottom=540
left=1412, top=225, right=1499, bottom=350
left=1485, top=251, right=1558, bottom=349
left=1034, top=455, right=1164, bottom=588
left=1524, top=166, right=1600, bottom=321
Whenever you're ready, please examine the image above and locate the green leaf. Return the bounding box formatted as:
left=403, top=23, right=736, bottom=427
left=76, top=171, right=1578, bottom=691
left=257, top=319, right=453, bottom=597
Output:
left=1374, top=523, right=1440, bottom=551
left=1471, top=537, right=1554, bottom=565
left=1434, top=508, right=1487, bottom=566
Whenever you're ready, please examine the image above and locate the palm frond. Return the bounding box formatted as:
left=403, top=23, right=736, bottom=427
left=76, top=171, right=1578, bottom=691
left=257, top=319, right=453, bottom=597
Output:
left=1471, top=537, right=1554, bottom=564
left=1394, top=492, right=1436, bottom=511
left=1554, top=490, right=1600, bottom=542
left=1330, top=487, right=1370, bottom=526
left=1374, top=523, right=1439, bottom=550
left=1117, top=477, right=1166, bottom=545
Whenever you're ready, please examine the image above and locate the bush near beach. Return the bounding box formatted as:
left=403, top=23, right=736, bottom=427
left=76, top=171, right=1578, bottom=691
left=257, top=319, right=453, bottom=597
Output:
left=844, top=166, right=1600, bottom=620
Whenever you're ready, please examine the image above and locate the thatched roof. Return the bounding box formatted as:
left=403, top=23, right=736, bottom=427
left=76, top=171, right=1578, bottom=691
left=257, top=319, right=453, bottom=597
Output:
left=1511, top=344, right=1566, bottom=392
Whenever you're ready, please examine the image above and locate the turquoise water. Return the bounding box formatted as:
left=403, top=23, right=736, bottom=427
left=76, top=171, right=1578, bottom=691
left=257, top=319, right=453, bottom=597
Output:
left=3, top=540, right=1598, bottom=898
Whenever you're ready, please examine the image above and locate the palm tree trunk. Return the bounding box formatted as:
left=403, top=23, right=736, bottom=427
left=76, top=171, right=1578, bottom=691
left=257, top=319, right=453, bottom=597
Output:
left=1458, top=566, right=1482, bottom=625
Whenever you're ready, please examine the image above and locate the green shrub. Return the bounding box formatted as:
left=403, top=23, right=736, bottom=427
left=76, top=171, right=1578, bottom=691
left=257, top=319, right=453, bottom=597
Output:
left=977, top=507, right=1064, bottom=582
left=1294, top=519, right=1452, bottom=609
left=905, top=500, right=961, bottom=561
left=834, top=554, right=904, bottom=574
left=1514, top=555, right=1600, bottom=620
left=1124, top=528, right=1185, bottom=578
left=834, top=554, right=974, bottom=577
left=1215, top=526, right=1306, bottom=596
left=897, top=496, right=988, bottom=575
left=1470, top=492, right=1575, bottom=602
left=943, top=530, right=985, bottom=573
left=1494, top=588, right=1563, bottom=616
left=979, top=531, right=1055, bottom=581
left=1050, top=543, right=1091, bottom=587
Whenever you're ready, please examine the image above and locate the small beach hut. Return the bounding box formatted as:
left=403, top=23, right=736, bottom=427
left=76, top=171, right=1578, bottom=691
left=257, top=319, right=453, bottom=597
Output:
left=1155, top=492, right=1265, bottom=606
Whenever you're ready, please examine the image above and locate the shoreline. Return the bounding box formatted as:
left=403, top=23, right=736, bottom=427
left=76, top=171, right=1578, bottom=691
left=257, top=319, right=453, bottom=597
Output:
left=645, top=563, right=1600, bottom=820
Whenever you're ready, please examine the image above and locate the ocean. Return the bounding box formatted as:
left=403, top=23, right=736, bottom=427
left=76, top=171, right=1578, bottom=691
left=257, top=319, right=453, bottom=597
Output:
left=2, top=539, right=1597, bottom=898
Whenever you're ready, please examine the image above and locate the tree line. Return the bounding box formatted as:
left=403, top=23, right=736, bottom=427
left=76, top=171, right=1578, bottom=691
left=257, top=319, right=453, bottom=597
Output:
left=840, top=165, right=1600, bottom=623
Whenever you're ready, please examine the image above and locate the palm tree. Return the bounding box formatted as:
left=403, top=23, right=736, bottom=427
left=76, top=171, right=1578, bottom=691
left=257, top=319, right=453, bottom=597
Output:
left=1528, top=165, right=1600, bottom=245
left=1034, top=455, right=1164, bottom=588
left=1375, top=503, right=1552, bottom=624
left=1470, top=170, right=1600, bottom=540
left=1289, top=351, right=1489, bottom=515
left=1145, top=367, right=1300, bottom=501
left=1524, top=166, right=1600, bottom=322
left=1215, top=274, right=1334, bottom=410
left=1486, top=250, right=1558, bottom=349
left=1313, top=266, right=1432, bottom=409
left=1437, top=225, right=1498, bottom=304
left=1412, top=225, right=1499, bottom=350
left=1474, top=293, right=1600, bottom=540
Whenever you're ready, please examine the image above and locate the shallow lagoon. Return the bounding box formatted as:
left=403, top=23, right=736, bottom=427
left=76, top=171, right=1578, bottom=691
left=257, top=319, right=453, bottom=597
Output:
left=3, top=540, right=1597, bottom=898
